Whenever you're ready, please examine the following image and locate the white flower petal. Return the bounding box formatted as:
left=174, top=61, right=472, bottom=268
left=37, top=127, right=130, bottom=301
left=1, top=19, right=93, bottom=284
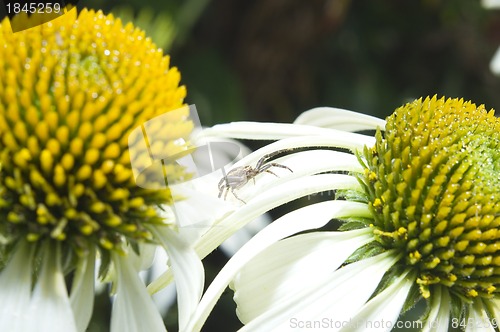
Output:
left=339, top=269, right=414, bottom=332
left=147, top=184, right=231, bottom=296
left=150, top=226, right=204, bottom=331
left=202, top=123, right=375, bottom=150
left=196, top=174, right=363, bottom=263
left=70, top=247, right=96, bottom=332
left=26, top=243, right=78, bottom=332
left=241, top=251, right=400, bottom=331
left=219, top=212, right=272, bottom=257
left=233, top=230, right=373, bottom=323
left=111, top=252, right=167, bottom=332
left=294, top=107, right=386, bottom=131
left=150, top=148, right=363, bottom=294
left=0, top=242, right=33, bottom=332
left=422, top=286, right=450, bottom=332
left=169, top=181, right=232, bottom=241
left=125, top=243, right=158, bottom=271
left=490, top=47, right=500, bottom=76
left=148, top=249, right=177, bottom=315
left=228, top=149, right=364, bottom=203
left=222, top=136, right=370, bottom=174
left=466, top=299, right=497, bottom=332
left=213, top=150, right=363, bottom=209
left=147, top=268, right=174, bottom=296
left=482, top=0, right=500, bottom=9
left=184, top=200, right=372, bottom=332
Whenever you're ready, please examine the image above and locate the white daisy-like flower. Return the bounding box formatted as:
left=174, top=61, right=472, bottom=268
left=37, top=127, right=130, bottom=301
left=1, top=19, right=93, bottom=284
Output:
left=0, top=9, right=206, bottom=332
left=183, top=96, right=500, bottom=332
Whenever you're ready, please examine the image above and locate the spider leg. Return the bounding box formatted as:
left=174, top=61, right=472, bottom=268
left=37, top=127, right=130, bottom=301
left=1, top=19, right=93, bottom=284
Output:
left=218, top=175, right=228, bottom=198
left=230, top=189, right=246, bottom=204
left=218, top=176, right=226, bottom=188
left=264, top=169, right=279, bottom=177
left=255, top=148, right=295, bottom=169
left=269, top=163, right=293, bottom=173
left=255, top=156, right=267, bottom=171
left=260, top=163, right=293, bottom=174
left=224, top=186, right=230, bottom=200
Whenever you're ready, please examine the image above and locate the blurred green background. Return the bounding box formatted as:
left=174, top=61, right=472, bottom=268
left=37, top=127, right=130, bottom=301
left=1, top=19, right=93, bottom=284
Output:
left=79, top=0, right=500, bottom=126
left=5, top=0, right=500, bottom=330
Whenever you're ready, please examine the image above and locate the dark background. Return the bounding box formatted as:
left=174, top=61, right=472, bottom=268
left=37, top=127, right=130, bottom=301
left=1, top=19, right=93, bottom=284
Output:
left=2, top=0, right=499, bottom=331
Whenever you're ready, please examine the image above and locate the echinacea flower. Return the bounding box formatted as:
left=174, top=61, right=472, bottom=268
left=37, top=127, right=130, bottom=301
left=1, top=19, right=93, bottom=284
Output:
left=0, top=9, right=203, bottom=332
left=184, top=96, right=500, bottom=332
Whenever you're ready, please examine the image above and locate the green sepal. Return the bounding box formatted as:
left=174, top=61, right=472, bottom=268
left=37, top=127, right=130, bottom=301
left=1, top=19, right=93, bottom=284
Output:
left=335, top=188, right=368, bottom=203
left=369, top=265, right=404, bottom=298
left=129, top=237, right=140, bottom=252
left=451, top=292, right=468, bottom=322
left=98, top=250, right=112, bottom=280
left=402, top=283, right=424, bottom=315
left=344, top=240, right=383, bottom=264
left=338, top=217, right=372, bottom=231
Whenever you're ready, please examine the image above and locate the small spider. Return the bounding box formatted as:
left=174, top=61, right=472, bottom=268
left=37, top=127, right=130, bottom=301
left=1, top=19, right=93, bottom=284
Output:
left=218, top=149, right=293, bottom=204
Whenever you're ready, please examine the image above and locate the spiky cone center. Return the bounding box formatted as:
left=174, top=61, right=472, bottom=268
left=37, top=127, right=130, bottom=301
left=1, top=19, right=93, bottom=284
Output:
left=363, top=96, right=500, bottom=300
left=0, top=9, right=191, bottom=257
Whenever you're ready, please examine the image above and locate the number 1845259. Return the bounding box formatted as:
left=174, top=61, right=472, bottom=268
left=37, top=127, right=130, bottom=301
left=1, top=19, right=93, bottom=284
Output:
left=6, top=2, right=62, bottom=15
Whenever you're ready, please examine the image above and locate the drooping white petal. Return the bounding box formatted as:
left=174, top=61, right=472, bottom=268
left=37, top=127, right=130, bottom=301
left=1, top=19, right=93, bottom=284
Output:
left=184, top=200, right=373, bottom=332
left=148, top=248, right=178, bottom=315
left=199, top=146, right=365, bottom=258
left=466, top=299, right=497, bottom=332
left=185, top=136, right=368, bottom=262
left=150, top=148, right=363, bottom=294
left=338, top=269, right=415, bottom=332
left=168, top=179, right=232, bottom=243
left=294, top=107, right=386, bottom=131
left=149, top=226, right=204, bottom=331
left=215, top=136, right=368, bottom=177
left=0, top=242, right=33, bottom=332
left=225, top=149, right=364, bottom=204
left=219, top=212, right=271, bottom=257
left=482, top=0, right=500, bottom=9
left=70, top=247, right=96, bottom=332
left=489, top=47, right=500, bottom=76
left=126, top=243, right=158, bottom=272
left=111, top=252, right=167, bottom=332
left=233, top=230, right=373, bottom=322
left=147, top=267, right=174, bottom=296
left=241, top=251, right=401, bottom=331
left=422, top=286, right=450, bottom=332
left=26, top=242, right=78, bottom=332
left=202, top=123, right=375, bottom=151
left=196, top=173, right=362, bottom=262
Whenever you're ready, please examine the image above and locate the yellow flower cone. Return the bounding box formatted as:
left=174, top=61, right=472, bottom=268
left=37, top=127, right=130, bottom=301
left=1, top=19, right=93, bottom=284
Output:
left=0, top=9, right=202, bottom=332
